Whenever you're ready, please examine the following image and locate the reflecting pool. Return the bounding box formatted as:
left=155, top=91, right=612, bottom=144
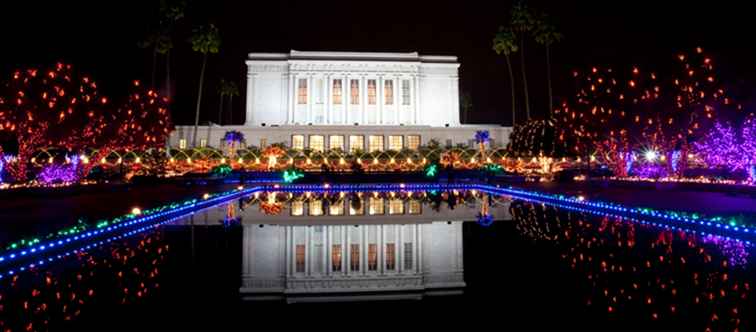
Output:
left=0, top=184, right=753, bottom=331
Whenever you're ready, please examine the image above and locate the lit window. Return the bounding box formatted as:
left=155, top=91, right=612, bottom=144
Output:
left=179, top=139, right=187, bottom=149
left=332, top=245, right=342, bottom=271
left=350, top=244, right=360, bottom=271
left=309, top=200, right=323, bottom=216
left=349, top=197, right=364, bottom=215
left=368, top=244, right=378, bottom=271
left=332, top=79, right=342, bottom=105
left=329, top=135, right=345, bottom=151
left=388, top=135, right=403, bottom=151
left=309, top=135, right=325, bottom=152
left=329, top=201, right=344, bottom=215
left=199, top=139, right=207, bottom=148
left=291, top=201, right=304, bottom=216
left=389, top=199, right=404, bottom=215
left=297, top=78, right=308, bottom=104
left=408, top=200, right=422, bottom=214
left=292, top=135, right=304, bottom=150
left=403, top=243, right=413, bottom=270
left=407, top=135, right=421, bottom=150
left=369, top=197, right=384, bottom=215
left=401, top=80, right=411, bottom=105
left=295, top=245, right=305, bottom=273
left=350, top=80, right=360, bottom=105
left=384, top=80, right=394, bottom=105
left=368, top=135, right=384, bottom=152
left=349, top=135, right=364, bottom=153
left=367, top=79, right=377, bottom=105
left=385, top=243, right=396, bottom=270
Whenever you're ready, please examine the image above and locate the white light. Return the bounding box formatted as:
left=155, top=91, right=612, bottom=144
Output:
left=131, top=207, right=142, bottom=215
left=644, top=150, right=658, bottom=162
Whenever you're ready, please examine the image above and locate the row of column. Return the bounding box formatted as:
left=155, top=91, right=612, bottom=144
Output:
left=286, top=73, right=420, bottom=125
left=286, top=225, right=422, bottom=277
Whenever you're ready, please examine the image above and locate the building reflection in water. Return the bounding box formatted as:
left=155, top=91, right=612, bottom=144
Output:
left=181, top=190, right=511, bottom=303
left=509, top=200, right=753, bottom=331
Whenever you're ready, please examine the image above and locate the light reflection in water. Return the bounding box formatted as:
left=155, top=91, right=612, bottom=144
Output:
left=510, top=200, right=753, bottom=331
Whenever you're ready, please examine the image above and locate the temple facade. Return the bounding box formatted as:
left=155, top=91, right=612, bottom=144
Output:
left=169, top=50, right=511, bottom=151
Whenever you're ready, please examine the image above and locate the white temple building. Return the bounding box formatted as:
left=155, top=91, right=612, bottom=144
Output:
left=170, top=50, right=511, bottom=151
left=176, top=194, right=511, bottom=302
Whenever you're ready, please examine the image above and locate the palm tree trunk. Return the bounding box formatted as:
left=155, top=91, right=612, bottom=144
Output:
left=165, top=49, right=171, bottom=100
left=545, top=44, right=553, bottom=116
left=228, top=95, right=234, bottom=124
left=151, top=47, right=158, bottom=89
left=519, top=38, right=531, bottom=120
left=218, top=94, right=225, bottom=125
left=192, top=53, right=208, bottom=147
left=505, top=55, right=517, bottom=127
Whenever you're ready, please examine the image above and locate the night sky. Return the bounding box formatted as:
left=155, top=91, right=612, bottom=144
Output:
left=1, top=1, right=755, bottom=126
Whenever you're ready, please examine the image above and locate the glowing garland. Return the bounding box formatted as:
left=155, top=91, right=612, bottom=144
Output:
left=2, top=181, right=754, bottom=281
left=0, top=185, right=263, bottom=277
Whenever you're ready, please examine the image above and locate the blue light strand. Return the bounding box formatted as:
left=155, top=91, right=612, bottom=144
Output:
left=0, top=186, right=264, bottom=269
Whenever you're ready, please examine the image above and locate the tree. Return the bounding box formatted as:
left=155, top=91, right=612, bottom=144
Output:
left=492, top=26, right=519, bottom=126
left=555, top=47, right=741, bottom=176
left=189, top=24, right=221, bottom=147
left=510, top=1, right=536, bottom=120
left=157, top=0, right=186, bottom=99
left=0, top=63, right=107, bottom=181
left=138, top=1, right=185, bottom=97
left=694, top=121, right=740, bottom=170
left=533, top=13, right=563, bottom=115
left=217, top=78, right=239, bottom=125
left=460, top=91, right=473, bottom=124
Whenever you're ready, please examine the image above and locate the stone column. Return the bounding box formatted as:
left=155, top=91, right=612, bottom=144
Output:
left=345, top=76, right=351, bottom=124
left=326, top=226, right=332, bottom=276
left=288, top=73, right=295, bottom=124
left=416, top=224, right=422, bottom=274
left=379, top=225, right=384, bottom=275
left=346, top=226, right=351, bottom=276
left=288, top=226, right=295, bottom=276
left=414, top=74, right=421, bottom=125
left=342, top=226, right=347, bottom=276
left=378, top=76, right=384, bottom=124
left=305, top=226, right=311, bottom=276
left=322, top=74, right=329, bottom=124
left=306, top=75, right=312, bottom=124
left=398, top=224, right=403, bottom=273
left=394, top=76, right=400, bottom=125
left=360, top=74, right=368, bottom=125
left=326, top=75, right=332, bottom=124
left=361, top=225, right=367, bottom=275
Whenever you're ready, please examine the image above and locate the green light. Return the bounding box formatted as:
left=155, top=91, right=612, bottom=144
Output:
left=283, top=169, right=304, bottom=183
left=424, top=164, right=438, bottom=178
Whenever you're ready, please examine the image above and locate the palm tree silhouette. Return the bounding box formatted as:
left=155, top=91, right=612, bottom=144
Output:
left=189, top=24, right=221, bottom=147
left=493, top=26, right=519, bottom=127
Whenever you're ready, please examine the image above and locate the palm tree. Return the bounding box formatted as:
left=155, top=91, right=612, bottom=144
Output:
left=534, top=13, right=563, bottom=116
left=137, top=32, right=161, bottom=89
left=493, top=26, right=519, bottom=127
left=158, top=0, right=186, bottom=99
left=217, top=79, right=239, bottom=125
left=189, top=24, right=221, bottom=147
left=460, top=91, right=473, bottom=124
left=510, top=1, right=535, bottom=120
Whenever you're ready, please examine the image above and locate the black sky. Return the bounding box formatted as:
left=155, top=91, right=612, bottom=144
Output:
left=1, top=0, right=755, bottom=126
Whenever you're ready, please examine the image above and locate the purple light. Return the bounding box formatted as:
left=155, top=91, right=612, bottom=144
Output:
left=474, top=130, right=490, bottom=144
left=695, top=121, right=743, bottom=171
left=37, top=161, right=79, bottom=185
left=631, top=163, right=669, bottom=179
left=223, top=130, right=245, bottom=144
